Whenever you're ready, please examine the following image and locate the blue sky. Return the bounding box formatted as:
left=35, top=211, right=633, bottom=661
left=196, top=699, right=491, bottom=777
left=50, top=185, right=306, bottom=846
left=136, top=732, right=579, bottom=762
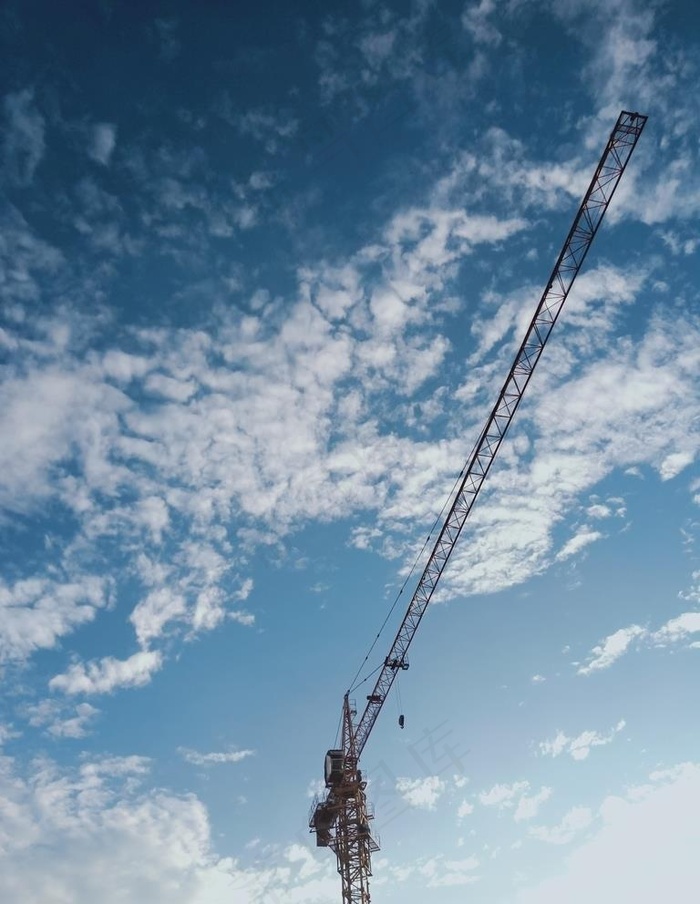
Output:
left=1, top=0, right=699, bottom=901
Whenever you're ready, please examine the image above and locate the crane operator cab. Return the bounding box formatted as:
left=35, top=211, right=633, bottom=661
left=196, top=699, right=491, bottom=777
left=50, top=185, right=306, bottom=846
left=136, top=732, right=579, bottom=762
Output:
left=325, top=749, right=344, bottom=788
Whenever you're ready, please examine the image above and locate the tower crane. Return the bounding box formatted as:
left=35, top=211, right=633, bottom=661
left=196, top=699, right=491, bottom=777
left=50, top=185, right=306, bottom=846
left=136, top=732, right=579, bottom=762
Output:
left=309, top=110, right=647, bottom=903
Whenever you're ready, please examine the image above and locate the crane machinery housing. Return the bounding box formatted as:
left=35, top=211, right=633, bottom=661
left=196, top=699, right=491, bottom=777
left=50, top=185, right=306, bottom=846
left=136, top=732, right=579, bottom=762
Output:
left=309, top=110, right=647, bottom=904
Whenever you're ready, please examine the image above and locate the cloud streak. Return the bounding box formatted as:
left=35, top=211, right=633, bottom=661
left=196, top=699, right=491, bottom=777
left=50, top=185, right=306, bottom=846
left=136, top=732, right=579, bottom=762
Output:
left=178, top=747, right=255, bottom=767
left=539, top=721, right=626, bottom=761
left=2, top=89, right=45, bottom=185
left=49, top=651, right=163, bottom=695
left=578, top=613, right=700, bottom=676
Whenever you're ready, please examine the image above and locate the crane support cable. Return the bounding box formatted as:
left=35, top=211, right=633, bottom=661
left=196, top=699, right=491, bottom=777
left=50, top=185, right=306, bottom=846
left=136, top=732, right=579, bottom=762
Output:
left=347, top=454, right=475, bottom=694
left=349, top=110, right=648, bottom=759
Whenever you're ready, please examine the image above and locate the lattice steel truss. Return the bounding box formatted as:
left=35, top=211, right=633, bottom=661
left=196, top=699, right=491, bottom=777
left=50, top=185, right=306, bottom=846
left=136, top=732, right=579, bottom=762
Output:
left=310, top=110, right=647, bottom=904
left=331, top=697, right=379, bottom=904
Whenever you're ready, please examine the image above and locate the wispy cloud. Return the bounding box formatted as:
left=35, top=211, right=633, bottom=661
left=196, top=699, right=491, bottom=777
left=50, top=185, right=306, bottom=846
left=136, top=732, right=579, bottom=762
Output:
left=49, top=651, right=163, bottom=695
left=0, top=2, right=697, bottom=901
left=25, top=700, right=100, bottom=739
left=479, top=780, right=529, bottom=809
left=517, top=763, right=700, bottom=902
left=556, top=528, right=603, bottom=562
left=130, top=588, right=187, bottom=647
left=577, top=626, right=646, bottom=675
left=478, top=780, right=552, bottom=823
left=396, top=775, right=446, bottom=810
left=0, top=753, right=337, bottom=903
left=653, top=612, right=700, bottom=644
left=462, top=0, right=502, bottom=47
left=88, top=123, right=117, bottom=166
left=514, top=786, right=553, bottom=822
left=579, top=612, right=700, bottom=675
left=154, top=18, right=180, bottom=61
left=419, top=853, right=480, bottom=887
left=529, top=805, right=593, bottom=845
left=178, top=747, right=255, bottom=766
left=0, top=576, right=111, bottom=663
left=3, top=131, right=698, bottom=713
left=539, top=720, right=626, bottom=761
left=0, top=723, right=20, bottom=745
left=2, top=89, right=45, bottom=185
left=457, top=799, right=474, bottom=819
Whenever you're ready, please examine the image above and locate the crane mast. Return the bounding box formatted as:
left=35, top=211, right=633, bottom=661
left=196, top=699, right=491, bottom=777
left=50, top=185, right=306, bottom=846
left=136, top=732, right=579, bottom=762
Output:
left=310, top=110, right=647, bottom=904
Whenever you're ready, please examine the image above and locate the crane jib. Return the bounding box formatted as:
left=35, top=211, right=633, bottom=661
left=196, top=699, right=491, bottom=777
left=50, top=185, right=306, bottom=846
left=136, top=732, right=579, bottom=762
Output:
left=350, top=110, right=647, bottom=760
left=309, top=110, right=648, bottom=904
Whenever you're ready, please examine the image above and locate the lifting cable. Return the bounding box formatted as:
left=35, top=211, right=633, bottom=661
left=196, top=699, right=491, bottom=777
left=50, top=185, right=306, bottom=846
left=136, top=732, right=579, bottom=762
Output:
left=394, top=669, right=403, bottom=718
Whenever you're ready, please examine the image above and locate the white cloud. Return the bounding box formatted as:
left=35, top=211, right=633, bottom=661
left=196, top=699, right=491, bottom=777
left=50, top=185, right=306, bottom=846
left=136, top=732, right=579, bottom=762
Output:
left=50, top=703, right=100, bottom=738
left=134, top=496, right=170, bottom=543
left=478, top=780, right=552, bottom=823
left=577, top=626, right=646, bottom=675
left=419, top=853, right=480, bottom=887
left=49, top=650, right=163, bottom=695
left=556, top=528, right=603, bottom=562
left=396, top=776, right=446, bottom=810
left=25, top=700, right=100, bottom=739
left=130, top=588, right=187, bottom=647
left=479, top=781, right=529, bottom=809
left=0, top=723, right=20, bottom=745
left=652, top=612, right=700, bottom=645
left=81, top=754, right=151, bottom=779
left=457, top=799, right=474, bottom=819
left=0, top=9, right=697, bottom=904
left=285, top=842, right=322, bottom=880
left=679, top=570, right=700, bottom=603
left=306, top=778, right=325, bottom=799
left=359, top=30, right=397, bottom=69
left=539, top=730, right=569, bottom=758
left=413, top=299, right=700, bottom=601
left=517, top=763, right=700, bottom=903
left=514, top=787, right=553, bottom=822
left=178, top=747, right=255, bottom=767
left=0, top=364, right=130, bottom=511
left=229, top=609, right=255, bottom=627
left=0, top=752, right=339, bottom=904
left=234, top=106, right=298, bottom=154
left=462, top=0, right=502, bottom=46
left=579, top=610, right=700, bottom=675
left=0, top=205, right=63, bottom=305
left=529, top=806, right=594, bottom=845
left=191, top=587, right=226, bottom=632
left=0, top=575, right=110, bottom=663
left=89, top=123, right=117, bottom=166
left=145, top=372, right=197, bottom=402
left=549, top=0, right=700, bottom=230
left=540, top=721, right=626, bottom=761
left=2, top=88, right=45, bottom=185
left=2, top=83, right=698, bottom=712
left=659, top=450, right=695, bottom=481
left=234, top=577, right=254, bottom=602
